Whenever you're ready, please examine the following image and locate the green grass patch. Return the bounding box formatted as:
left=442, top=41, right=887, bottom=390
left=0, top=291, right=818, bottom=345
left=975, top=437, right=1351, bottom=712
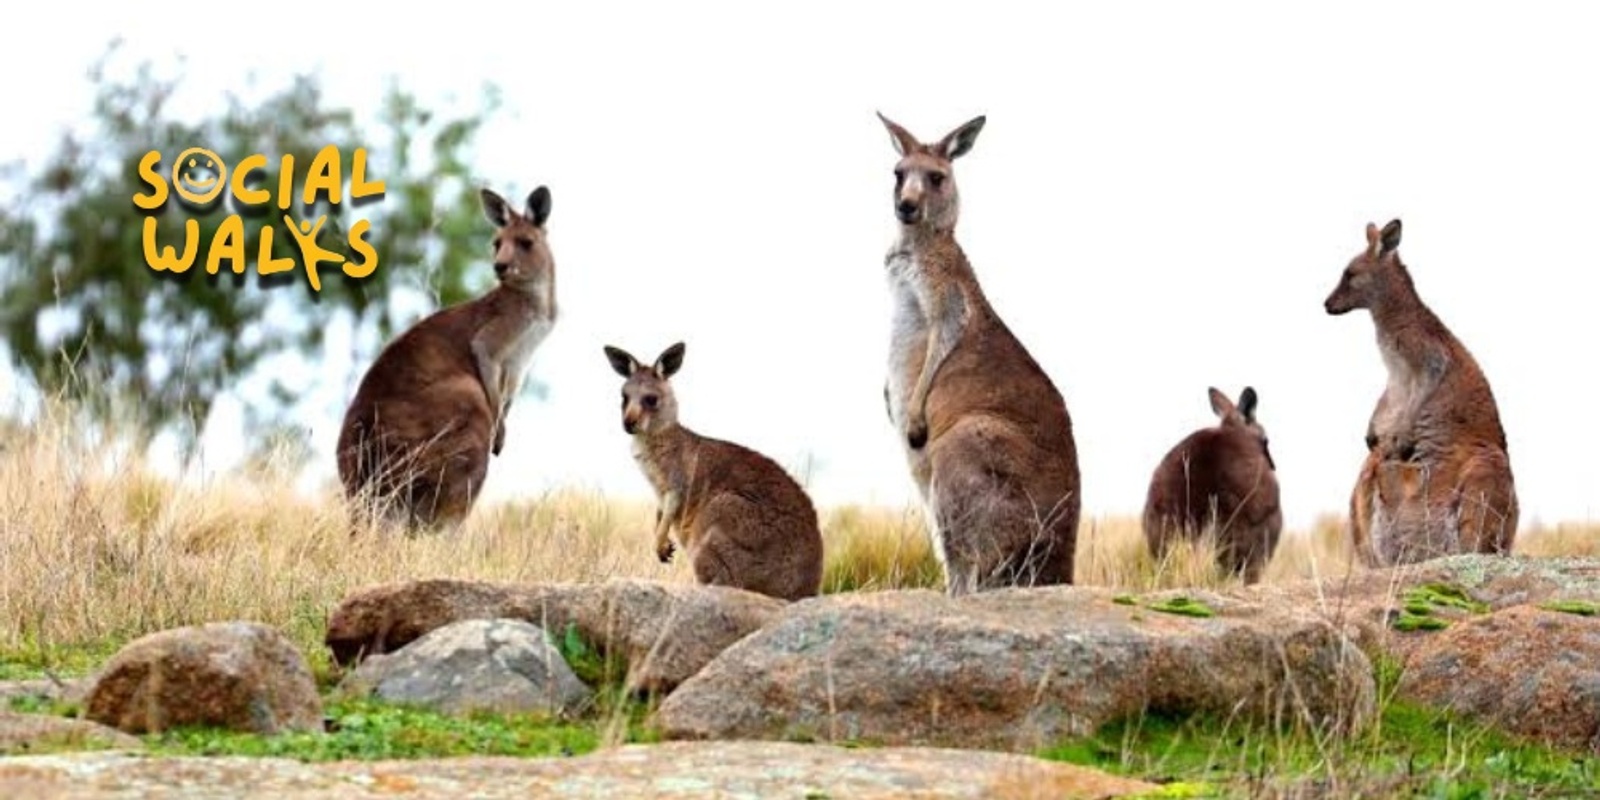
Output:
left=1039, top=697, right=1600, bottom=797
left=1113, top=594, right=1138, bottom=606
left=1146, top=597, right=1215, bottom=618
left=1539, top=599, right=1600, bottom=617
left=140, top=697, right=656, bottom=761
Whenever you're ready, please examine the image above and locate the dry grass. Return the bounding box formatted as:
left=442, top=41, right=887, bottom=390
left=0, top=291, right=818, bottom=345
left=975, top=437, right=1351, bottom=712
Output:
left=0, top=397, right=1594, bottom=674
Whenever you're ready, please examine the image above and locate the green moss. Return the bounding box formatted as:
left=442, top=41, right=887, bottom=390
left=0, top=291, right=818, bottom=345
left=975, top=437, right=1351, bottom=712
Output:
left=1403, top=583, right=1490, bottom=614
left=1538, top=599, right=1600, bottom=617
left=1147, top=597, right=1215, bottom=618
left=1112, top=594, right=1138, bottom=606
left=1393, top=612, right=1450, bottom=632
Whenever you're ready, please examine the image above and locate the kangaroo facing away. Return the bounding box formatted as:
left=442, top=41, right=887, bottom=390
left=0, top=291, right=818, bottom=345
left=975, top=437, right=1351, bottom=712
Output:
left=877, top=112, right=1081, bottom=595
left=336, top=186, right=558, bottom=531
left=603, top=342, right=824, bottom=602
left=1143, top=387, right=1282, bottom=584
left=1324, top=219, right=1517, bottom=566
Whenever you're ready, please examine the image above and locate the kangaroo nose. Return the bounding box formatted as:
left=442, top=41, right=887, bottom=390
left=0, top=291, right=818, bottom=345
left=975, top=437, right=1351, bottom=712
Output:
left=494, top=261, right=510, bottom=277
left=623, top=418, right=638, bottom=435
left=895, top=201, right=919, bottom=223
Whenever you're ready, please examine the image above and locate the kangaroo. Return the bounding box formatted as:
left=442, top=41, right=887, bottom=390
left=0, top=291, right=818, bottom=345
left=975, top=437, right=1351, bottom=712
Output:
left=1324, top=218, right=1518, bottom=566
left=877, top=111, right=1081, bottom=595
left=336, top=185, right=557, bottom=531
left=1142, top=387, right=1282, bottom=584
left=603, top=342, right=824, bottom=602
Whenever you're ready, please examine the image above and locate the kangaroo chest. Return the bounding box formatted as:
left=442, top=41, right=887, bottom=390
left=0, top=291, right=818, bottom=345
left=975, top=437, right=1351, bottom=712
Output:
left=884, top=251, right=933, bottom=424
left=503, top=315, right=554, bottom=381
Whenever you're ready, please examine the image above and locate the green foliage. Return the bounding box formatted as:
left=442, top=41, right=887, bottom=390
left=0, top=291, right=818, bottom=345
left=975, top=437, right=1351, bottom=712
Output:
left=1146, top=596, right=1216, bottom=618
left=0, top=40, right=507, bottom=456
left=1040, top=699, right=1600, bottom=797
left=1539, top=599, right=1600, bottom=616
left=1113, top=594, right=1138, bottom=606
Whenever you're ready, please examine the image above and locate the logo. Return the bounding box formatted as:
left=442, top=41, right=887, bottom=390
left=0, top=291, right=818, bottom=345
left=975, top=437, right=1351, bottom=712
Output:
left=132, top=145, right=386, bottom=291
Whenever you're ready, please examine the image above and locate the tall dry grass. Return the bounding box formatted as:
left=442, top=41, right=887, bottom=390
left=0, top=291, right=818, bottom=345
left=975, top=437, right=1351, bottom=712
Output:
left=0, top=396, right=1593, bottom=674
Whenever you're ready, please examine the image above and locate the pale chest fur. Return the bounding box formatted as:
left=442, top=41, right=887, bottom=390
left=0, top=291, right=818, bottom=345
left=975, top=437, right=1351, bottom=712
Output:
left=884, top=250, right=930, bottom=427
left=1375, top=332, right=1423, bottom=433
left=631, top=437, right=678, bottom=499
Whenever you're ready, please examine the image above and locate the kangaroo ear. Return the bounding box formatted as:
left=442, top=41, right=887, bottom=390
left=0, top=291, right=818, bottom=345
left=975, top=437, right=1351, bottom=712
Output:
left=1207, top=387, right=1235, bottom=419
left=603, top=346, right=639, bottom=378
left=877, top=111, right=919, bottom=157
left=1238, top=387, right=1259, bottom=422
left=525, top=186, right=552, bottom=228
left=938, top=115, right=986, bottom=160
left=481, top=188, right=513, bottom=228
left=654, top=342, right=687, bottom=378
left=1379, top=218, right=1402, bottom=255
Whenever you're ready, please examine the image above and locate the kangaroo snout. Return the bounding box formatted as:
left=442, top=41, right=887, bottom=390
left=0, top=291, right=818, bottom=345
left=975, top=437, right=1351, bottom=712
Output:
left=623, top=416, right=640, bottom=435
left=494, top=261, right=510, bottom=278
left=895, top=200, right=920, bottom=224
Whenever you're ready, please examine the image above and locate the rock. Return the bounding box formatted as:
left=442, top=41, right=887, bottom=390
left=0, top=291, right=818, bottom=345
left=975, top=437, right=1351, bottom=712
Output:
left=1398, top=604, right=1600, bottom=752
left=84, top=621, right=322, bottom=735
left=654, top=586, right=1374, bottom=748
left=338, top=618, right=593, bottom=717
left=0, top=741, right=1159, bottom=799
left=325, top=578, right=782, bottom=693
left=0, top=712, right=142, bottom=755
left=0, top=679, right=89, bottom=709
left=1241, top=554, right=1600, bottom=665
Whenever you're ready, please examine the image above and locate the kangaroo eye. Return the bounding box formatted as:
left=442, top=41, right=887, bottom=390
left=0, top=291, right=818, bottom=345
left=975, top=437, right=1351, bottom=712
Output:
left=642, top=395, right=659, bottom=409
left=516, top=237, right=534, bottom=251
left=491, top=238, right=501, bottom=251
left=893, top=169, right=905, bottom=185
left=929, top=173, right=945, bottom=188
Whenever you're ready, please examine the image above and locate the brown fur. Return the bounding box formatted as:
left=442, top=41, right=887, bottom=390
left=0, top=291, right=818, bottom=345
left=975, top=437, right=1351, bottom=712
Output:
left=604, top=342, right=824, bottom=602
left=1143, top=387, right=1282, bottom=584
left=336, top=186, right=557, bottom=531
left=1325, top=219, right=1517, bottom=566
left=877, top=112, right=1081, bottom=595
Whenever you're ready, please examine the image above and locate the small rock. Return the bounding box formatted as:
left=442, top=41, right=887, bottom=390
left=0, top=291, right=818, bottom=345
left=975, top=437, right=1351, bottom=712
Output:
left=325, top=578, right=782, bottom=694
left=339, top=618, right=592, bottom=717
left=0, top=712, right=142, bottom=755
left=84, top=621, right=322, bottom=735
left=654, top=586, right=1374, bottom=748
left=1399, top=604, right=1600, bottom=752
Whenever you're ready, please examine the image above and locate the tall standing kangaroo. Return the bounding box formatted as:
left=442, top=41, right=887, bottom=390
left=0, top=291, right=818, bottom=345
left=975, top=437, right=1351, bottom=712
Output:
left=604, top=342, right=824, bottom=602
left=877, top=112, right=1082, bottom=595
left=337, top=186, right=557, bottom=531
left=1324, top=219, right=1518, bottom=566
left=1143, top=387, right=1282, bottom=584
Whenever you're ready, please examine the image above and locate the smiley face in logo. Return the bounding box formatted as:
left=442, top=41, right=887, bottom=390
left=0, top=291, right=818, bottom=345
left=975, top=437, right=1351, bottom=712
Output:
left=171, top=147, right=227, bottom=206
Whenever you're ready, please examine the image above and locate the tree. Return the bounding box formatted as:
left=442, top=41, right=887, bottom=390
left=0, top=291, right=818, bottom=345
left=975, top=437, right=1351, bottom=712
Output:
left=0, top=40, right=521, bottom=461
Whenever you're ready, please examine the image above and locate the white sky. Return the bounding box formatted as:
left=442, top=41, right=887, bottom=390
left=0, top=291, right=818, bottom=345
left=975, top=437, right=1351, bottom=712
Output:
left=1, top=2, right=1597, bottom=532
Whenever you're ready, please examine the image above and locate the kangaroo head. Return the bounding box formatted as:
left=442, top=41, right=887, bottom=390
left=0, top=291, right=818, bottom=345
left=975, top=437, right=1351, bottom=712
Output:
left=1210, top=386, right=1274, bottom=471
left=877, top=112, right=986, bottom=231
left=480, top=185, right=554, bottom=291
left=604, top=342, right=687, bottom=436
left=1324, top=219, right=1406, bottom=315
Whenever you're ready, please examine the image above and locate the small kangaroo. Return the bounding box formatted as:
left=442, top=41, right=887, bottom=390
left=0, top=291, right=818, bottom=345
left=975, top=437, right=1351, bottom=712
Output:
left=336, top=185, right=557, bottom=530
left=877, top=111, right=1081, bottom=595
left=603, top=342, right=824, bottom=602
left=1142, top=387, right=1282, bottom=584
left=1324, top=218, right=1518, bottom=566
